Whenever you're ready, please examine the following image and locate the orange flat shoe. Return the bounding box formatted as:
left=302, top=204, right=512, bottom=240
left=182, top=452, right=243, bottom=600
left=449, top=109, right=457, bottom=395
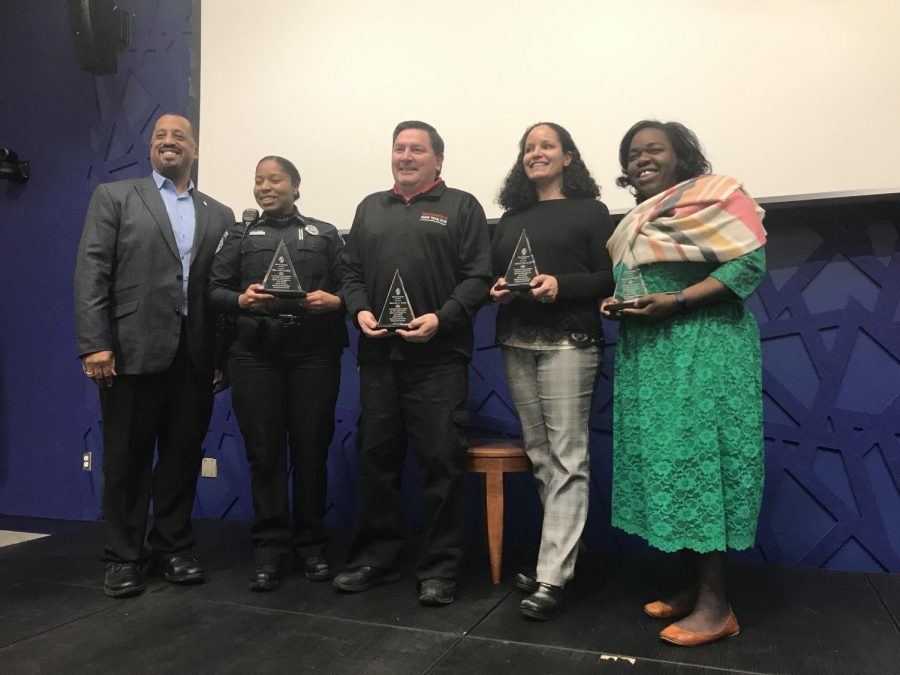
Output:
left=659, top=609, right=740, bottom=647
left=644, top=600, right=691, bottom=620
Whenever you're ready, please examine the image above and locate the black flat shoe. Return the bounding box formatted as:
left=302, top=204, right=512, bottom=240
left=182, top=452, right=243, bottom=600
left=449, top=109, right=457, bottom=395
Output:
left=303, top=556, right=332, bottom=581
left=154, top=552, right=206, bottom=585
left=333, top=565, right=400, bottom=592
left=418, top=578, right=455, bottom=606
left=104, top=562, right=145, bottom=598
left=515, top=571, right=538, bottom=594
left=249, top=564, right=280, bottom=592
left=520, top=582, right=565, bottom=620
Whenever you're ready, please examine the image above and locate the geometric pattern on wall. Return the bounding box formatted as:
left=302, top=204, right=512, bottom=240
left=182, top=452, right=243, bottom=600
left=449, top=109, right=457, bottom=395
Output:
left=74, top=0, right=900, bottom=572
left=75, top=0, right=202, bottom=520
left=750, top=201, right=900, bottom=573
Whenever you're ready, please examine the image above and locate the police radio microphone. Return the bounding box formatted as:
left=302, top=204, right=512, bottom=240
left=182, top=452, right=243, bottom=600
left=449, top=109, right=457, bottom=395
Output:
left=242, top=208, right=259, bottom=227
left=240, top=208, right=259, bottom=238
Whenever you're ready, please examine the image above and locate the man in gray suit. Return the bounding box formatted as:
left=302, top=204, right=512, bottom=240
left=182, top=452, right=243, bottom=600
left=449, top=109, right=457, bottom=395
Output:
left=74, top=113, right=234, bottom=598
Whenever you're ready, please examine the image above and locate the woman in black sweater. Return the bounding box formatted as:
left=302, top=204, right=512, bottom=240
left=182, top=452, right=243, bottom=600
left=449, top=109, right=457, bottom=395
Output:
left=491, top=122, right=615, bottom=619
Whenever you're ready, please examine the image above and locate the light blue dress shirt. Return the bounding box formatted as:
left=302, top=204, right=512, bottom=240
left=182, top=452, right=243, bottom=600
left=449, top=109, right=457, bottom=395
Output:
left=153, top=170, right=196, bottom=316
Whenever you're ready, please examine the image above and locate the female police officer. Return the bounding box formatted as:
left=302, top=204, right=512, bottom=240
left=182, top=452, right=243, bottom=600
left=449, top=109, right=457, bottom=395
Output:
left=209, top=156, right=347, bottom=591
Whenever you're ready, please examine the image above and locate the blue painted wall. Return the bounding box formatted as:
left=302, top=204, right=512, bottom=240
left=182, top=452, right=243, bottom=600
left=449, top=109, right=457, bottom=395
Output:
left=0, top=0, right=198, bottom=519
left=1, top=0, right=897, bottom=573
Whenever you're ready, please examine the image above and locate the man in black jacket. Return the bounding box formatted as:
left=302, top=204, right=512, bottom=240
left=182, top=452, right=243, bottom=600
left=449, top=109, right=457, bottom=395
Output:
left=335, top=120, right=491, bottom=605
left=74, top=113, right=234, bottom=598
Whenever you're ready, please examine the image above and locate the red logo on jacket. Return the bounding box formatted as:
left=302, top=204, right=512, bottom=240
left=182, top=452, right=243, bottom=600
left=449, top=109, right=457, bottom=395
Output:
left=420, top=212, right=449, bottom=226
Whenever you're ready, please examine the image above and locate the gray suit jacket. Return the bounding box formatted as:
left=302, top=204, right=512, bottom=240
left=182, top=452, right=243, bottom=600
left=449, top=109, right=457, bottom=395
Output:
left=74, top=175, right=234, bottom=375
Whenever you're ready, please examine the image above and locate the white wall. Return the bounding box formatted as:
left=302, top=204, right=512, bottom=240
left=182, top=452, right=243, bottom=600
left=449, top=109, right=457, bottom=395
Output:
left=199, top=0, right=900, bottom=226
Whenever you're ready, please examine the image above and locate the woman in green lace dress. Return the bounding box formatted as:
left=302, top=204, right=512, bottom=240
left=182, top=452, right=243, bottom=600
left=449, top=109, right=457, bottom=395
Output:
left=600, top=121, right=766, bottom=647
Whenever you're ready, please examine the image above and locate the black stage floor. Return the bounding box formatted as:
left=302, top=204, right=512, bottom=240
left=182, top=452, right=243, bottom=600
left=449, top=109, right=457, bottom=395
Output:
left=0, top=517, right=898, bottom=674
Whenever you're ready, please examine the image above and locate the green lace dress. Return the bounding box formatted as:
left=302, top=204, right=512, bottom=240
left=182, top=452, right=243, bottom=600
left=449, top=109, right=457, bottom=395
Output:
left=611, top=247, right=765, bottom=553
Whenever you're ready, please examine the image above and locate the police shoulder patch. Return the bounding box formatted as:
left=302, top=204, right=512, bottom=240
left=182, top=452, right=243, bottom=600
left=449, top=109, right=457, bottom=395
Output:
left=215, top=230, right=228, bottom=253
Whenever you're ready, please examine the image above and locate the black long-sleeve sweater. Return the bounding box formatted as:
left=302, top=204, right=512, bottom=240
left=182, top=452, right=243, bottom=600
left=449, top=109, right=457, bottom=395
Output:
left=491, top=198, right=615, bottom=346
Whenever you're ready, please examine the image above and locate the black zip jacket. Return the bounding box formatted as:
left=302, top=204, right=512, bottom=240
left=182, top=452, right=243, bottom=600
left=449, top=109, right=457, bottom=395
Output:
left=342, top=181, right=491, bottom=363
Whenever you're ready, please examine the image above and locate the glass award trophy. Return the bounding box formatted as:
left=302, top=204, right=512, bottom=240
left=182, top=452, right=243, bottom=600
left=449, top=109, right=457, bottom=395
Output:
left=502, top=230, right=539, bottom=292
left=261, top=239, right=307, bottom=298
left=608, top=265, right=648, bottom=310
left=376, top=269, right=415, bottom=331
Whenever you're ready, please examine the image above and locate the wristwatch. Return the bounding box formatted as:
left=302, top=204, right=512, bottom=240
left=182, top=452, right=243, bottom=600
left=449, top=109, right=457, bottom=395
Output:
left=670, top=290, right=688, bottom=310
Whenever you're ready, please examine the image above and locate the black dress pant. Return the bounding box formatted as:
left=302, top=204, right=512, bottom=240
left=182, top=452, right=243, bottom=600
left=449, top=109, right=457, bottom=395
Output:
left=100, top=327, right=213, bottom=564
left=229, top=339, right=341, bottom=565
left=346, top=360, right=469, bottom=580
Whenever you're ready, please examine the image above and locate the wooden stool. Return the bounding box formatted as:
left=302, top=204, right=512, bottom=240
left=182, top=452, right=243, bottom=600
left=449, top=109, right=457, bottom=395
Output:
left=465, top=439, right=531, bottom=584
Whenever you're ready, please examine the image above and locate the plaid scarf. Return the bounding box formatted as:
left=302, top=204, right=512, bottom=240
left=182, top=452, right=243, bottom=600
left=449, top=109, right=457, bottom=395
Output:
left=608, top=175, right=766, bottom=268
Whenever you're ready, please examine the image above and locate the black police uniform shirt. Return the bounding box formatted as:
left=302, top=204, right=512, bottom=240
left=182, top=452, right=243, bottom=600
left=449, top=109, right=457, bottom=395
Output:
left=208, top=210, right=348, bottom=349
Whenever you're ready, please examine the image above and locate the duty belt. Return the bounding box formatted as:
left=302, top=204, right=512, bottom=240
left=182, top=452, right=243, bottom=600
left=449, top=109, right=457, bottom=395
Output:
left=276, top=314, right=305, bottom=326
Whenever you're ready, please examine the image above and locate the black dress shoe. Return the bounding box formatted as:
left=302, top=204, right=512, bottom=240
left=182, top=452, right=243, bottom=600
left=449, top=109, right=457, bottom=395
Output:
left=104, top=562, right=145, bottom=598
left=155, top=552, right=206, bottom=585
left=303, top=556, right=333, bottom=581
left=418, top=578, right=455, bottom=606
left=515, top=571, right=538, bottom=594
left=520, top=582, right=565, bottom=620
left=333, top=565, right=400, bottom=592
left=249, top=564, right=280, bottom=592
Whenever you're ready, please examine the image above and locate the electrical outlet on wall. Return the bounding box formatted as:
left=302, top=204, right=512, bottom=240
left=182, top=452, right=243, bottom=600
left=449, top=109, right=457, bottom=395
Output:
left=82, top=451, right=92, bottom=471
left=201, top=457, right=217, bottom=478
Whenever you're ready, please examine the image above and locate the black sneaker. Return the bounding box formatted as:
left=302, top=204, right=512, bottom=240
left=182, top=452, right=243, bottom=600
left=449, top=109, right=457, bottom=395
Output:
left=520, top=583, right=565, bottom=620
left=515, top=571, right=538, bottom=593
left=104, top=562, right=145, bottom=598
left=303, top=556, right=333, bottom=581
left=249, top=564, right=280, bottom=592
left=332, top=565, right=400, bottom=592
left=418, top=578, right=456, bottom=606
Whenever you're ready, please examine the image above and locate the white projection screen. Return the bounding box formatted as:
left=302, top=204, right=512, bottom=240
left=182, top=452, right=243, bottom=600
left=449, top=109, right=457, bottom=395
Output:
left=199, top=0, right=900, bottom=227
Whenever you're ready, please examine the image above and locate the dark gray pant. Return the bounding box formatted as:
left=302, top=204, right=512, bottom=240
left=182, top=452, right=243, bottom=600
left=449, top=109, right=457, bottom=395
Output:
left=346, top=360, right=469, bottom=580
left=100, top=329, right=212, bottom=564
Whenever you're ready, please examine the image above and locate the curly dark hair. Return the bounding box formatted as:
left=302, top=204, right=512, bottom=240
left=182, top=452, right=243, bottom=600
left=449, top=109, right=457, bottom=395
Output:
left=615, top=120, right=711, bottom=202
left=497, top=122, right=600, bottom=212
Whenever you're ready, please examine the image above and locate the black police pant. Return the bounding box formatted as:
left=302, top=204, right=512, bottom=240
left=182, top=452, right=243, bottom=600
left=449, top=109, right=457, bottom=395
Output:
left=346, top=360, right=469, bottom=580
left=100, top=326, right=213, bottom=564
left=229, top=341, right=340, bottom=565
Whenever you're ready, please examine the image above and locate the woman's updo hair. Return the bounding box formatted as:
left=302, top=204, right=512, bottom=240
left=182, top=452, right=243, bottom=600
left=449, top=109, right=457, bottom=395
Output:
left=258, top=155, right=301, bottom=201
